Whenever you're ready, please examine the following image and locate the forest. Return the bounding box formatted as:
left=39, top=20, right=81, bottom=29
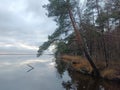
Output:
left=37, top=0, right=120, bottom=80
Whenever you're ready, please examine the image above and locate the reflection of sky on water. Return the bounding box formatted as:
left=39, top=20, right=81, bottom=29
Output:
left=0, top=55, right=68, bottom=90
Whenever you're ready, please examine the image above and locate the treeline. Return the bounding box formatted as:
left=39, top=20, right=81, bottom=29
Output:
left=81, top=0, right=120, bottom=67
left=37, top=0, right=120, bottom=76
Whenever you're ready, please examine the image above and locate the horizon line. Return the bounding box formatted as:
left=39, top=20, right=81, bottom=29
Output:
left=0, top=53, right=53, bottom=55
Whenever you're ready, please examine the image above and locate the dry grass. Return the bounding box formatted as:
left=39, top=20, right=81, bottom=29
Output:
left=61, top=55, right=120, bottom=80
left=61, top=55, right=93, bottom=73
left=98, top=60, right=120, bottom=79
left=61, top=55, right=81, bottom=62
left=101, top=68, right=117, bottom=79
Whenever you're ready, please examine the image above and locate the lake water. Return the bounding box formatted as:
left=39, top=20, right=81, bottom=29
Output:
left=0, top=55, right=71, bottom=90
left=0, top=55, right=119, bottom=90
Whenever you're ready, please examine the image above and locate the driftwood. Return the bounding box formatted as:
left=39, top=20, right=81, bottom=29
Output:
left=26, top=64, right=34, bottom=72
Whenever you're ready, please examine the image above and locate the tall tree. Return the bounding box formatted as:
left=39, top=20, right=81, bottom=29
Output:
left=38, top=0, right=120, bottom=77
left=38, top=0, right=100, bottom=76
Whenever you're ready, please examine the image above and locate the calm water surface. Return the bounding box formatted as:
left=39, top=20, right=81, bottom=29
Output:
left=0, top=55, right=119, bottom=90
left=0, top=55, right=70, bottom=90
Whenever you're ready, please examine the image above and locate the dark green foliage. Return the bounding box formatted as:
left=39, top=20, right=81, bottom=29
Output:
left=37, top=0, right=78, bottom=56
left=56, top=41, right=69, bottom=54
left=96, top=12, right=109, bottom=24
left=43, top=0, right=77, bottom=30
left=38, top=0, right=120, bottom=67
left=37, top=41, right=52, bottom=56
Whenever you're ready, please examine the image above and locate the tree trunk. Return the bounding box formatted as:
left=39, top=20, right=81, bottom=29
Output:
left=102, top=36, right=109, bottom=67
left=66, top=0, right=100, bottom=76
left=95, top=0, right=109, bottom=67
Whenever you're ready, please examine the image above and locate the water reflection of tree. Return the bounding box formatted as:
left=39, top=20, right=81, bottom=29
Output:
left=55, top=57, right=68, bottom=78
left=55, top=56, right=102, bottom=90
left=61, top=70, right=120, bottom=90
left=55, top=55, right=120, bottom=90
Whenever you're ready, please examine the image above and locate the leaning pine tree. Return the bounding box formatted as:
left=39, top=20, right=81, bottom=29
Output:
left=38, top=0, right=100, bottom=76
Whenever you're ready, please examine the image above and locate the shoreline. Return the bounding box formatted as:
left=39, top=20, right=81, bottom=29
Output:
left=60, top=55, right=120, bottom=82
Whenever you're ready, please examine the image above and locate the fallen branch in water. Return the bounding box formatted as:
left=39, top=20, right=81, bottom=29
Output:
left=26, top=64, right=34, bottom=72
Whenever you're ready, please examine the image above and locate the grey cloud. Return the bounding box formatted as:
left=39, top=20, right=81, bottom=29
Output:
left=0, top=0, right=57, bottom=53
left=26, top=0, right=49, bottom=16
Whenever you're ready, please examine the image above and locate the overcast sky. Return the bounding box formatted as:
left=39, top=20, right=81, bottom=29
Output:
left=0, top=0, right=57, bottom=54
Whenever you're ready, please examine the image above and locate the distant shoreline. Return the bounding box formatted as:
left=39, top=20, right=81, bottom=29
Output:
left=0, top=54, right=54, bottom=55
left=0, top=54, right=35, bottom=55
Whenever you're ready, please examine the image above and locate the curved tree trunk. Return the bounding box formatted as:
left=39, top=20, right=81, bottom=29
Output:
left=67, top=0, right=100, bottom=76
